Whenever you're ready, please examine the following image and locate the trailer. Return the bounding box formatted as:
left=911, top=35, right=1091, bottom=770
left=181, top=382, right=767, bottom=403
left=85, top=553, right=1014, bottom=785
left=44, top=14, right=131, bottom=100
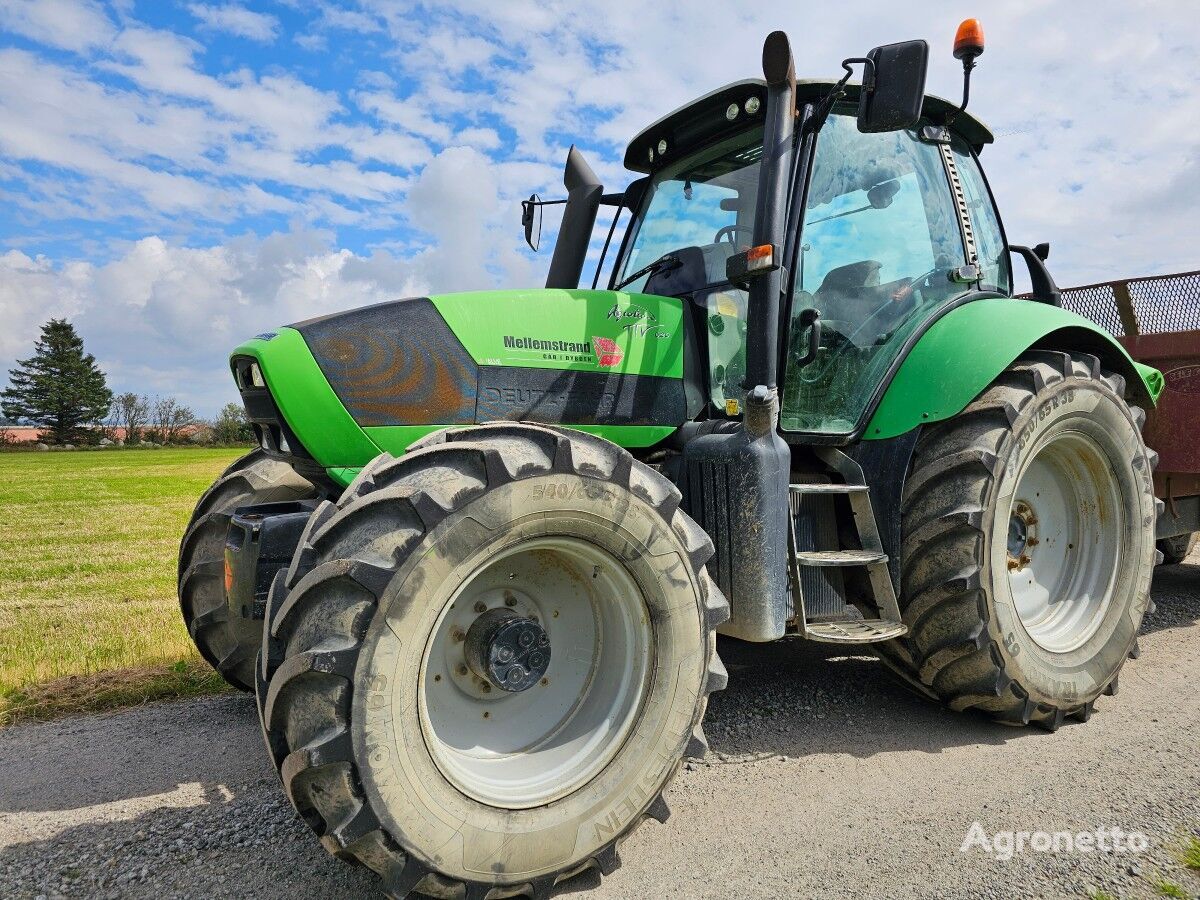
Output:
left=1059, top=271, right=1200, bottom=562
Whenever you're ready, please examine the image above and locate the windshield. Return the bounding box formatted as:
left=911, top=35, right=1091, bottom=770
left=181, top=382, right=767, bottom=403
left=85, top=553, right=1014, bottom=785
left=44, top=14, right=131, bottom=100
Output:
left=613, top=128, right=763, bottom=293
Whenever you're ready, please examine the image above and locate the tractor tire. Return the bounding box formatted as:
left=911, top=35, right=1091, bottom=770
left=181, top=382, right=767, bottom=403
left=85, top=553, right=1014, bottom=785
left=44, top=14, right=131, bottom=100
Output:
left=178, top=450, right=316, bottom=690
left=1157, top=533, right=1197, bottom=565
left=257, top=423, right=728, bottom=900
left=877, top=351, right=1158, bottom=729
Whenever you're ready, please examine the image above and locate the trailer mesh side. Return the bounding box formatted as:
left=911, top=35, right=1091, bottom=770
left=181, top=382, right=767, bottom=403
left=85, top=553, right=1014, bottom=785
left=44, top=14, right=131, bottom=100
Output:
left=1054, top=270, right=1200, bottom=336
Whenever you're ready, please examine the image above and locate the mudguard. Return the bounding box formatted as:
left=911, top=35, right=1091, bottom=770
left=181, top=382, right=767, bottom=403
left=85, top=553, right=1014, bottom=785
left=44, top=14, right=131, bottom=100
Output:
left=864, top=298, right=1164, bottom=440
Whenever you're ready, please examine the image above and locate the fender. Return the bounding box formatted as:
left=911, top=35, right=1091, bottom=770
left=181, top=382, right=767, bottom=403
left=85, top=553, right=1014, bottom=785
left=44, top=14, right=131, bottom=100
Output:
left=864, top=298, right=1164, bottom=440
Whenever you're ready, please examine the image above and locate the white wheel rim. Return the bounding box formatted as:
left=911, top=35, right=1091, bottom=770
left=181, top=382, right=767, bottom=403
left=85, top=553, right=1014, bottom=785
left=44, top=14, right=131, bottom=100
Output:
left=1006, top=430, right=1124, bottom=653
left=419, top=537, right=653, bottom=809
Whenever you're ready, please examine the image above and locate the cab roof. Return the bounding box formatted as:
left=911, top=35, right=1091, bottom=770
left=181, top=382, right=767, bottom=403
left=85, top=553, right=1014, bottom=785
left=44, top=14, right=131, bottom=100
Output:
left=624, top=78, right=993, bottom=174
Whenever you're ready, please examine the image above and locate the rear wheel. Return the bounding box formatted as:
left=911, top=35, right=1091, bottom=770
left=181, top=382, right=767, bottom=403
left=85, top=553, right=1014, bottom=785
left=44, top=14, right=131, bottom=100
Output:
left=178, top=450, right=316, bottom=690
left=878, top=351, right=1157, bottom=727
left=1158, top=533, right=1198, bottom=565
left=258, top=423, right=728, bottom=899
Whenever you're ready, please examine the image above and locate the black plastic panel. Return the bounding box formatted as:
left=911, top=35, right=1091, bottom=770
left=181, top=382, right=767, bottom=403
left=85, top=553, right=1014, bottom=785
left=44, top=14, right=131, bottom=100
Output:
left=295, top=298, right=477, bottom=427
left=475, top=366, right=685, bottom=426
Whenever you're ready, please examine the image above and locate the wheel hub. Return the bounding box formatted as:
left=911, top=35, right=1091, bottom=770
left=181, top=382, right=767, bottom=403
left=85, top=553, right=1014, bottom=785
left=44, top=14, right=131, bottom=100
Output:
left=464, top=608, right=551, bottom=693
left=1007, top=499, right=1039, bottom=571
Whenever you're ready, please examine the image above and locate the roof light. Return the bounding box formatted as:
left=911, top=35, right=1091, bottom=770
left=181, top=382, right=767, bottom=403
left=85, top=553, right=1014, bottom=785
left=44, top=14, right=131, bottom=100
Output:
left=657, top=139, right=668, bottom=156
left=648, top=147, right=655, bottom=162
left=953, top=18, right=985, bottom=60
left=725, top=102, right=739, bottom=121
left=249, top=362, right=265, bottom=388
left=744, top=96, right=761, bottom=115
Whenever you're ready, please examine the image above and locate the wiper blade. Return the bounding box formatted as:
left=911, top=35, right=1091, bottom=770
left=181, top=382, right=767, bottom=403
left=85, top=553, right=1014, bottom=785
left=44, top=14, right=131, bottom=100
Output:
left=616, top=254, right=680, bottom=291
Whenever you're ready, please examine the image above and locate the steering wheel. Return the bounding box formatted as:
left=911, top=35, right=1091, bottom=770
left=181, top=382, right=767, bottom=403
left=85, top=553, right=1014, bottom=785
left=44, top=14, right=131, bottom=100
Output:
left=714, top=224, right=754, bottom=246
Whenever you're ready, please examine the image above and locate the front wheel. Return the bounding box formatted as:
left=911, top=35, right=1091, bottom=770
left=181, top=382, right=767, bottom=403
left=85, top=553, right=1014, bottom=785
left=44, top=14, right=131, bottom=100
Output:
left=878, top=351, right=1157, bottom=728
left=258, top=424, right=728, bottom=899
left=178, top=450, right=316, bottom=690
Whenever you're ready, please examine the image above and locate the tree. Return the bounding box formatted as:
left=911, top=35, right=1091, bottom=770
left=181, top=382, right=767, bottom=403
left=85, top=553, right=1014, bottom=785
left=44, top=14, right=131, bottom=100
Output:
left=2, top=319, right=112, bottom=445
left=212, top=402, right=254, bottom=444
left=111, top=392, right=150, bottom=444
left=149, top=395, right=196, bottom=444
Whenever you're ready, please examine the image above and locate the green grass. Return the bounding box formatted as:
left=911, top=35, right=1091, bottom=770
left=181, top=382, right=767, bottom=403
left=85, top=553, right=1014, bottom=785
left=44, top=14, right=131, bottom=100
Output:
left=1089, top=890, right=1117, bottom=900
left=0, top=448, right=245, bottom=724
left=1155, top=879, right=1190, bottom=899
left=1180, top=836, right=1200, bottom=871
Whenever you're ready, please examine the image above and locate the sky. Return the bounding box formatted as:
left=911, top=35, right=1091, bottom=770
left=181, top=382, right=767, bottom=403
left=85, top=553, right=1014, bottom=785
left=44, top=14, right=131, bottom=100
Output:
left=1, top=0, right=1197, bottom=415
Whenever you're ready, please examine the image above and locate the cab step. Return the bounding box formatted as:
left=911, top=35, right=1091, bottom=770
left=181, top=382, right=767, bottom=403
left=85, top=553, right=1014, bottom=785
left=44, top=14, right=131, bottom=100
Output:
left=793, top=549, right=887, bottom=567
left=805, top=619, right=908, bottom=644
left=787, top=449, right=907, bottom=645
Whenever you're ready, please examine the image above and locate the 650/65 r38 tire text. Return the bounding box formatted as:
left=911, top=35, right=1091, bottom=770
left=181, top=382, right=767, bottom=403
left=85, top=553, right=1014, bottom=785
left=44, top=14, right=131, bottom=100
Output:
left=876, top=351, right=1158, bottom=729
left=257, top=423, right=729, bottom=900
left=178, top=450, right=316, bottom=690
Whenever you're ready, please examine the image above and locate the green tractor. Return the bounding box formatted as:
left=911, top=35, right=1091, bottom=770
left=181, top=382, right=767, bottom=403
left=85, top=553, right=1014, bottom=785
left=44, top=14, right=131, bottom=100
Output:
left=179, top=22, right=1164, bottom=900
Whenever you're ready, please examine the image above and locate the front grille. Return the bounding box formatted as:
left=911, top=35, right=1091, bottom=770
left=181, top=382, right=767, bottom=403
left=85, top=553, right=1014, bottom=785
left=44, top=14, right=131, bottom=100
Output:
left=231, top=356, right=315, bottom=464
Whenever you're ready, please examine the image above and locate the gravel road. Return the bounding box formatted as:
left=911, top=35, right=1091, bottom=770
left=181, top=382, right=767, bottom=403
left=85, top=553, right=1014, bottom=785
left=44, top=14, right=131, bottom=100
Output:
left=2, top=556, right=1198, bottom=900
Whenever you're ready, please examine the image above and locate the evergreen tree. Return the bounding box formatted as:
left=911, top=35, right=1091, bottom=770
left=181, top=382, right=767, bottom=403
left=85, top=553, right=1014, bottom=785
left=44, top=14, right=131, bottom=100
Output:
left=2, top=319, right=112, bottom=445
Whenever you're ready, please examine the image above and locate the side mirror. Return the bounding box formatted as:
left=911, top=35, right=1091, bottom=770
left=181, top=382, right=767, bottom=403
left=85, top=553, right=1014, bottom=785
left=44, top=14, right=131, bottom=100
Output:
left=521, top=194, right=542, bottom=251
left=857, top=40, right=929, bottom=133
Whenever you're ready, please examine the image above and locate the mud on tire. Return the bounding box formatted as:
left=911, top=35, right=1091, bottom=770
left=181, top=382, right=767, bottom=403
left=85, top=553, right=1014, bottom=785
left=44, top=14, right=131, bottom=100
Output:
left=258, top=423, right=729, bottom=900
left=178, top=450, right=316, bottom=690
left=877, top=351, right=1159, bottom=728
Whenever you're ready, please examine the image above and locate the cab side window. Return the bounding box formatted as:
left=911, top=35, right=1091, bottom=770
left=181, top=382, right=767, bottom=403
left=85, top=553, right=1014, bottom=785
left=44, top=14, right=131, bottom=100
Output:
left=951, top=136, right=1011, bottom=295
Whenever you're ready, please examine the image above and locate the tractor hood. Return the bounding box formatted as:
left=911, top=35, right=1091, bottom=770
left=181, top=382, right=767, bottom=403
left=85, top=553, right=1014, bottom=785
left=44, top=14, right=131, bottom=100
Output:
left=230, top=289, right=696, bottom=485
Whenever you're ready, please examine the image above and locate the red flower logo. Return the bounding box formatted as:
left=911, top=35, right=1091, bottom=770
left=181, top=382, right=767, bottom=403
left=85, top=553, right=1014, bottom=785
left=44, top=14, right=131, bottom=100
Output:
left=591, top=336, right=623, bottom=367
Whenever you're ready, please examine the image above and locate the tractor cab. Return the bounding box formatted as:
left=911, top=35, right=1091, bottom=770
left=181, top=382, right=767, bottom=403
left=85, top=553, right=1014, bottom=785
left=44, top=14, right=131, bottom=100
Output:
left=566, top=77, right=1005, bottom=439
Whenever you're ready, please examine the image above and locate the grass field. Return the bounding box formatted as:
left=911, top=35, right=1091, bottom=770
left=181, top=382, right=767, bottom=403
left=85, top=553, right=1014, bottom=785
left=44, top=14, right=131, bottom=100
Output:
left=0, top=448, right=245, bottom=724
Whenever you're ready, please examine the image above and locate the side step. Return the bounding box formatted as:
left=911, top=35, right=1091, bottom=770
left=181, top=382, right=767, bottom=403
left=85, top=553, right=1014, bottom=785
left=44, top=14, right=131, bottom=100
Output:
left=788, top=450, right=907, bottom=645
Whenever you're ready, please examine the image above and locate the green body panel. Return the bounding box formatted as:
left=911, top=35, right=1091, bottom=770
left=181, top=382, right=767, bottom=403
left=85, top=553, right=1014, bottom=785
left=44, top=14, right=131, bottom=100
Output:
left=430, top=289, right=685, bottom=378
left=231, top=288, right=689, bottom=483
left=230, top=328, right=381, bottom=465
left=865, top=299, right=1164, bottom=440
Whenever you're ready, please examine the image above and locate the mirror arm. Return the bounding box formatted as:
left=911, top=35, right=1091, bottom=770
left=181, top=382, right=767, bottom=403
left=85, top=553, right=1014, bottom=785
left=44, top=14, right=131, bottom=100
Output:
left=808, top=56, right=875, bottom=136
left=1010, top=244, right=1062, bottom=307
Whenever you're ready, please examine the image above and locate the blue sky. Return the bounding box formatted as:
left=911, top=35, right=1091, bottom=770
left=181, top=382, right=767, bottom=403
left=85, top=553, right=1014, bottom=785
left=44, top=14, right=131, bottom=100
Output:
left=1, top=1, right=1197, bottom=414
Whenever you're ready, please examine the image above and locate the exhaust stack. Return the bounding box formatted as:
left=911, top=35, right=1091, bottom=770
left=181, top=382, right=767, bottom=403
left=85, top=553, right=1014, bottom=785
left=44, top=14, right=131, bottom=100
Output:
left=545, top=146, right=602, bottom=289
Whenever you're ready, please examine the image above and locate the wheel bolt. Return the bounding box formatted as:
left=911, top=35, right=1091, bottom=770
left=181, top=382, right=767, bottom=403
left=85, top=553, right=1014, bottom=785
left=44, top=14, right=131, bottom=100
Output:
left=456, top=664, right=468, bottom=676
left=504, top=591, right=517, bottom=607
left=451, top=628, right=465, bottom=643
left=474, top=601, right=488, bottom=614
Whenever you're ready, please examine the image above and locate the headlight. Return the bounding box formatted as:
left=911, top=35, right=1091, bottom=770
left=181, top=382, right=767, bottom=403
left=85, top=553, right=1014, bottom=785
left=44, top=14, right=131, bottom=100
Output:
left=249, top=362, right=265, bottom=388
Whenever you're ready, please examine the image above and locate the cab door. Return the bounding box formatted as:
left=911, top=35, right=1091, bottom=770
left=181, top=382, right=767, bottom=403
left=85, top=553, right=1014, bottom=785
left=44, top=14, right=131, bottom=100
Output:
left=780, top=111, right=977, bottom=436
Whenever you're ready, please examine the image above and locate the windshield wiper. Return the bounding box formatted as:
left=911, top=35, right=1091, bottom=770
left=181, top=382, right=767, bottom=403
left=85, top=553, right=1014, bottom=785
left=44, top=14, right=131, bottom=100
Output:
left=616, top=254, right=681, bottom=291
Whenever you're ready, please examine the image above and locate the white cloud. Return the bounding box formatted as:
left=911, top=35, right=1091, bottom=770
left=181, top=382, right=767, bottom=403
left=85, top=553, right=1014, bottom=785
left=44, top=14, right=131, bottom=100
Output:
left=0, top=0, right=114, bottom=53
left=0, top=233, right=431, bottom=414
left=186, top=3, right=279, bottom=43
left=3, top=1, right=1200, bottom=419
